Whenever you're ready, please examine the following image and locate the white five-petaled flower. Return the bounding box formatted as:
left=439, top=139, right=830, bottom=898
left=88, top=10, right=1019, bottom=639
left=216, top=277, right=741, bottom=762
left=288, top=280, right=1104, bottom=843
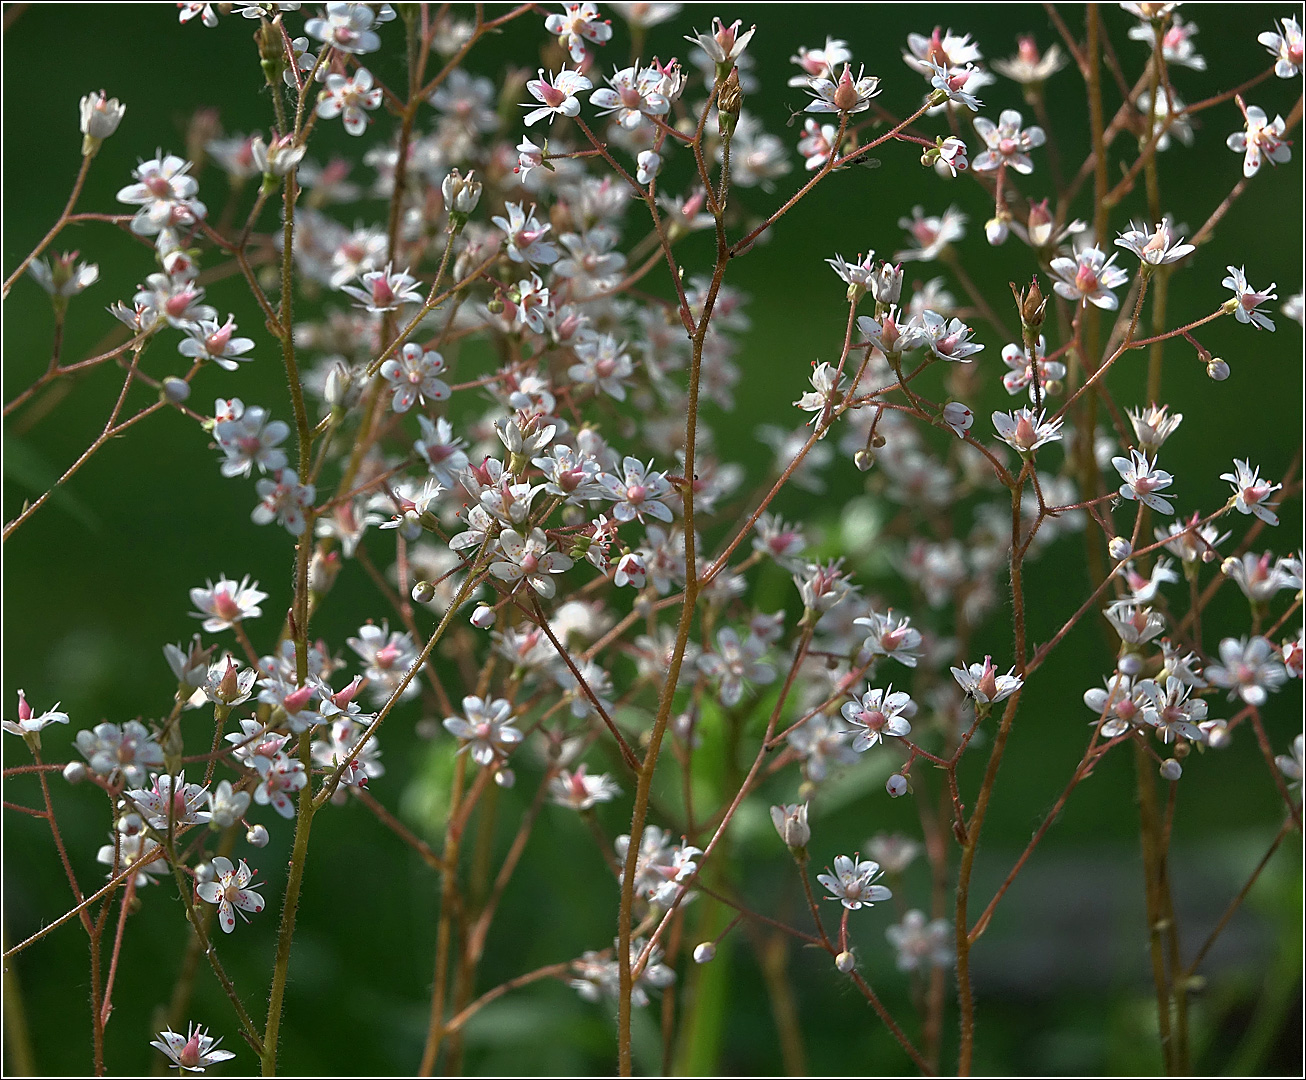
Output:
left=126, top=772, right=211, bottom=830
left=1049, top=246, right=1129, bottom=309
left=1220, top=459, right=1282, bottom=525
left=886, top=910, right=955, bottom=972
left=549, top=764, right=621, bottom=809
left=805, top=64, right=881, bottom=115
left=4, top=690, right=70, bottom=739
left=858, top=306, right=923, bottom=355
left=589, top=63, right=671, bottom=129
left=380, top=342, right=450, bottom=413
left=490, top=527, right=574, bottom=598
left=75, top=721, right=164, bottom=785
left=917, top=310, right=984, bottom=361
left=305, top=1, right=384, bottom=54
left=903, top=26, right=983, bottom=76
left=950, top=656, right=1023, bottom=704
left=1205, top=636, right=1287, bottom=706
left=545, top=2, right=612, bottom=64
left=316, top=68, right=383, bottom=136
left=214, top=404, right=289, bottom=478
left=841, top=685, right=913, bottom=751
left=971, top=108, right=1045, bottom=173
left=685, top=18, right=756, bottom=66
left=116, top=152, right=206, bottom=236
left=1104, top=601, right=1167, bottom=646
left=150, top=1023, right=236, bottom=1072
left=895, top=204, right=967, bottom=262
left=1275, top=733, right=1304, bottom=791
left=789, top=37, right=854, bottom=84
left=491, top=201, right=558, bottom=266
left=178, top=315, right=255, bottom=371
left=1084, top=674, right=1146, bottom=737
left=1128, top=403, right=1183, bottom=451
left=1137, top=676, right=1207, bottom=744
left=196, top=856, right=265, bottom=933
left=854, top=608, right=924, bottom=667
left=1128, top=13, right=1205, bottom=70
left=942, top=400, right=975, bottom=438
left=598, top=457, right=675, bottom=523
left=817, top=854, right=892, bottom=910
left=1113, top=449, right=1175, bottom=514
left=927, top=59, right=984, bottom=111
left=189, top=575, right=267, bottom=632
left=341, top=262, right=423, bottom=313
left=522, top=68, right=592, bottom=127
left=697, top=627, right=776, bottom=707
left=992, top=36, right=1068, bottom=85
left=443, top=695, right=523, bottom=766
left=1227, top=101, right=1291, bottom=177
left=1114, top=220, right=1195, bottom=266
left=29, top=251, right=99, bottom=298
left=1222, top=265, right=1277, bottom=330
left=79, top=90, right=126, bottom=144
left=1260, top=15, right=1305, bottom=77
left=992, top=407, right=1063, bottom=453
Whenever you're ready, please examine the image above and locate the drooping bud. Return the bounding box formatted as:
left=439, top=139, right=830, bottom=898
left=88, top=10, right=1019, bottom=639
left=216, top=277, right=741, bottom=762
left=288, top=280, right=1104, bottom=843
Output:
left=1206, top=357, right=1230, bottom=381
left=693, top=942, right=716, bottom=964
left=835, top=950, right=856, bottom=973
left=247, top=823, right=270, bottom=847
left=469, top=604, right=496, bottom=629
left=161, top=376, right=192, bottom=404
left=1159, top=758, right=1182, bottom=781
left=411, top=580, right=436, bottom=604
left=1108, top=536, right=1133, bottom=561
left=63, top=760, right=89, bottom=784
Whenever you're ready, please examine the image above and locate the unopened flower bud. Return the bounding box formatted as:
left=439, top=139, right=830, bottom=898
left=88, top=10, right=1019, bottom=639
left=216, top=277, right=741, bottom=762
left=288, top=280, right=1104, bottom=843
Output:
left=411, top=580, right=436, bottom=604
left=247, top=823, right=270, bottom=847
left=63, top=760, right=88, bottom=785
left=1206, top=357, right=1230, bottom=381
left=769, top=802, right=811, bottom=854
left=1118, top=652, right=1145, bottom=677
left=155, top=376, right=191, bottom=405
left=1108, top=536, right=1133, bottom=561
left=870, top=261, right=903, bottom=306
left=854, top=449, right=875, bottom=472
left=886, top=773, right=909, bottom=797
left=835, top=950, right=856, bottom=973
left=1159, top=758, right=1182, bottom=781
left=494, top=767, right=515, bottom=788
left=79, top=90, right=126, bottom=155
left=1026, top=199, right=1054, bottom=247
left=309, top=549, right=341, bottom=594
left=693, top=942, right=716, bottom=964
left=486, top=297, right=505, bottom=316
left=636, top=149, right=661, bottom=185
left=470, top=604, right=496, bottom=629
left=324, top=360, right=352, bottom=408
left=1016, top=276, right=1047, bottom=331
left=985, top=216, right=1009, bottom=246
left=194, top=861, right=215, bottom=885
left=441, top=167, right=483, bottom=219
left=717, top=68, right=742, bottom=137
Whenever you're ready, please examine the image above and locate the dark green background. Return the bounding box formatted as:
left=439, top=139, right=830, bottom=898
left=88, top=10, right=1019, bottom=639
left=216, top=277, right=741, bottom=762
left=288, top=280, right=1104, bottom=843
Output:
left=3, top=4, right=1302, bottom=1076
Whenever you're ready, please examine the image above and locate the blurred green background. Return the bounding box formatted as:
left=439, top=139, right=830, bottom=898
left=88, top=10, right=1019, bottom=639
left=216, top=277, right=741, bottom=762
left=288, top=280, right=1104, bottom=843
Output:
left=3, top=4, right=1302, bottom=1076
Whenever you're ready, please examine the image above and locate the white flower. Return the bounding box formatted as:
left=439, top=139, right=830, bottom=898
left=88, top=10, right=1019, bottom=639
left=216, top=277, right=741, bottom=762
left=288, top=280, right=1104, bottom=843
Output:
left=927, top=59, right=984, bottom=111
left=1127, top=403, right=1182, bottom=450
left=1205, top=636, right=1287, bottom=706
left=150, top=1023, right=236, bottom=1072
left=917, top=310, right=984, bottom=361
left=789, top=37, right=854, bottom=84
left=1084, top=675, right=1146, bottom=736
left=1128, top=13, right=1205, bottom=70
left=316, top=68, right=383, bottom=135
left=1104, top=601, right=1166, bottom=646
left=840, top=685, right=913, bottom=751
left=1112, top=449, right=1175, bottom=514
left=252, top=469, right=315, bottom=536
left=28, top=252, right=99, bottom=298
left=207, top=780, right=251, bottom=829
left=549, top=765, right=621, bottom=809
left=491, top=201, right=558, bottom=266
left=1049, top=246, right=1129, bottom=309
left=685, top=18, right=756, bottom=65
left=341, top=262, right=423, bottom=313
left=697, top=627, right=775, bottom=707
left=443, top=696, right=522, bottom=766
left=993, top=36, right=1068, bottom=85
left=214, top=404, right=289, bottom=477
left=196, top=856, right=265, bottom=933
left=805, top=64, right=881, bottom=115
left=854, top=608, right=924, bottom=667
left=1222, top=266, right=1277, bottom=330
left=1227, top=102, right=1291, bottom=177
left=380, top=343, right=450, bottom=412
left=598, top=457, right=675, bottom=523
left=1137, top=676, right=1207, bottom=743
left=125, top=772, right=211, bottom=830
left=4, top=690, right=70, bottom=739
left=590, top=64, right=671, bottom=129
left=817, top=854, right=892, bottom=910
left=1114, top=220, right=1195, bottom=266
left=75, top=721, right=164, bottom=785
left=1275, top=733, right=1304, bottom=790
left=972, top=108, right=1045, bottom=173
left=770, top=802, right=811, bottom=850
left=886, top=910, right=955, bottom=971
left=116, top=152, right=206, bottom=236
left=490, top=528, right=573, bottom=598
left=895, top=204, right=967, bottom=262
left=545, top=2, right=612, bottom=63
left=178, top=316, right=255, bottom=371
left=950, top=656, right=1022, bottom=704
left=189, top=575, right=266, bottom=632
left=1220, top=459, right=1281, bottom=525
left=993, top=407, right=1063, bottom=453
left=305, top=2, right=383, bottom=54
left=904, top=26, right=983, bottom=76
left=522, top=68, right=592, bottom=126
left=1260, top=15, right=1305, bottom=77
left=1001, top=337, right=1066, bottom=401
left=942, top=401, right=974, bottom=438
left=79, top=90, right=126, bottom=142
